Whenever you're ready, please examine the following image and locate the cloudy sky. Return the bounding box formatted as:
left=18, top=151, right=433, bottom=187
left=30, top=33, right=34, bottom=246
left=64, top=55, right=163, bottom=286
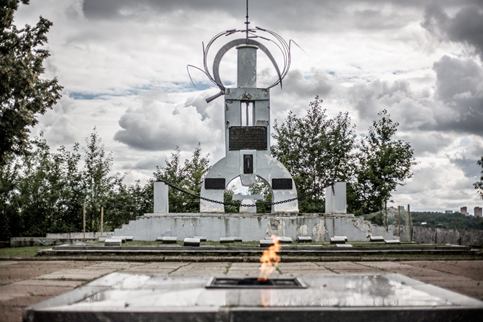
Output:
left=14, top=0, right=483, bottom=213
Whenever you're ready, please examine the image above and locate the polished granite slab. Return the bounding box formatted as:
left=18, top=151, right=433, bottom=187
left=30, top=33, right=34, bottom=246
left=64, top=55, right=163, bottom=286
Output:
left=24, top=273, right=483, bottom=321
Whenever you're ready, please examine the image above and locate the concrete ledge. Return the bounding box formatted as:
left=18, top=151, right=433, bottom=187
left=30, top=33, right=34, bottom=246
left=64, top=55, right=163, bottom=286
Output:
left=220, top=237, right=235, bottom=243
left=385, top=239, right=401, bottom=244
left=10, top=237, right=97, bottom=247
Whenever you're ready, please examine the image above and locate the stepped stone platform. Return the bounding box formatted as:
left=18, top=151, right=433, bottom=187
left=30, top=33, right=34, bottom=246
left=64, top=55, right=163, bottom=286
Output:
left=114, top=213, right=399, bottom=242
left=37, top=244, right=476, bottom=260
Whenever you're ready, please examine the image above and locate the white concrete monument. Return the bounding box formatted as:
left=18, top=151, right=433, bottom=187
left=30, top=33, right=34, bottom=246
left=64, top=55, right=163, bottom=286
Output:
left=197, top=22, right=299, bottom=213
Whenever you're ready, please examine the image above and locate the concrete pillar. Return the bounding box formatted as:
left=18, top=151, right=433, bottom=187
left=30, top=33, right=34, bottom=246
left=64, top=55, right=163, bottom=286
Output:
left=237, top=45, right=258, bottom=88
left=154, top=182, right=169, bottom=213
left=325, top=182, right=347, bottom=214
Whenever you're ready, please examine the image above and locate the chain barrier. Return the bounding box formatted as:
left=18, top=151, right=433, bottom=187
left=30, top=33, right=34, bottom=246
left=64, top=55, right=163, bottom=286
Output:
left=158, top=180, right=334, bottom=207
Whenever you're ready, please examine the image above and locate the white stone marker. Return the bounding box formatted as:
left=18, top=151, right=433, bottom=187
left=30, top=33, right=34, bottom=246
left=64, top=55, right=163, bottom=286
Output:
left=330, top=237, right=346, bottom=244
left=184, top=238, right=200, bottom=247
left=336, top=244, right=353, bottom=248
left=110, top=236, right=126, bottom=243
left=278, top=237, right=293, bottom=243
left=297, top=236, right=312, bottom=242
left=325, top=182, right=347, bottom=214
left=260, top=239, right=275, bottom=247
left=156, top=237, right=177, bottom=243
left=154, top=182, right=169, bottom=213
left=104, top=239, right=122, bottom=246
left=370, top=236, right=385, bottom=242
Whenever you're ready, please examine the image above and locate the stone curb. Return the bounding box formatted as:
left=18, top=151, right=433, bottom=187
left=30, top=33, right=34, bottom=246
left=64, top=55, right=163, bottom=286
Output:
left=1, top=256, right=482, bottom=262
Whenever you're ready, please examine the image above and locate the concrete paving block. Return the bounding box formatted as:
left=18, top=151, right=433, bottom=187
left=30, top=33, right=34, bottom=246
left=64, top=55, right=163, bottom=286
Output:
left=297, top=236, right=312, bottom=242
left=220, top=237, right=235, bottom=243
left=156, top=237, right=177, bottom=243
left=385, top=239, right=401, bottom=244
left=104, top=239, right=122, bottom=246
left=279, top=237, right=293, bottom=243
left=370, top=236, right=385, bottom=242
left=184, top=238, right=200, bottom=247
left=193, top=236, right=206, bottom=242
left=260, top=239, right=275, bottom=247
left=335, top=236, right=348, bottom=241
left=336, top=244, right=353, bottom=248
left=330, top=237, right=346, bottom=244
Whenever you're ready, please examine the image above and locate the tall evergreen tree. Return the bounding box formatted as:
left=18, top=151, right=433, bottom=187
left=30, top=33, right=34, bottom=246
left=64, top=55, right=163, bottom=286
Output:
left=0, top=0, right=62, bottom=165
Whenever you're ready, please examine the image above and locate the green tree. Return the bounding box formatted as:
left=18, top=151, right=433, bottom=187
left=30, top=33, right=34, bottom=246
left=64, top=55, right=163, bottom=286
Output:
left=83, top=129, right=114, bottom=232
left=0, top=0, right=62, bottom=165
left=104, top=177, right=151, bottom=231
left=474, top=156, right=483, bottom=199
left=271, top=96, right=357, bottom=212
left=353, top=109, right=416, bottom=222
left=153, top=144, right=210, bottom=213
left=0, top=153, right=21, bottom=240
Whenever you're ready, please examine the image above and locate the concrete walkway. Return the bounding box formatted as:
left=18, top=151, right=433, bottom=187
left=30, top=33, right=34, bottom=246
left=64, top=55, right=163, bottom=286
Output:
left=1, top=260, right=482, bottom=321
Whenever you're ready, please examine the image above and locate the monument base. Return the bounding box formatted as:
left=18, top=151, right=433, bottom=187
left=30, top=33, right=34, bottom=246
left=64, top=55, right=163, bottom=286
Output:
left=113, top=213, right=398, bottom=242
left=24, top=273, right=483, bottom=321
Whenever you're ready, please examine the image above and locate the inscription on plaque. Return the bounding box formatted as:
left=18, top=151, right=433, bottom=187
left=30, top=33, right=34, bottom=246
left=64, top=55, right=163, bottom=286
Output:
left=204, top=178, right=226, bottom=190
left=229, top=126, right=267, bottom=151
left=272, top=178, right=293, bottom=190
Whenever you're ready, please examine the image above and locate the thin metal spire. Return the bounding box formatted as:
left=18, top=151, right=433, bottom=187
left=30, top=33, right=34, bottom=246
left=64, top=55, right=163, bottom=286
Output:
left=245, top=0, right=250, bottom=40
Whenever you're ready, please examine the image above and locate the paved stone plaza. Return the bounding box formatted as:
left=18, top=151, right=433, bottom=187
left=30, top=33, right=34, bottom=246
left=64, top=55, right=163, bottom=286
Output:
left=1, top=260, right=482, bottom=321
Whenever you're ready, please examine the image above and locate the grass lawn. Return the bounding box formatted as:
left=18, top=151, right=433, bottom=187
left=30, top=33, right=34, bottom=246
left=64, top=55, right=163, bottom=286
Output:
left=0, top=246, right=52, bottom=258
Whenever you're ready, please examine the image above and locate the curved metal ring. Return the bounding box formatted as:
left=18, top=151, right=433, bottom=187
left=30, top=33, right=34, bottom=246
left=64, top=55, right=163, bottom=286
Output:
left=211, top=38, right=283, bottom=90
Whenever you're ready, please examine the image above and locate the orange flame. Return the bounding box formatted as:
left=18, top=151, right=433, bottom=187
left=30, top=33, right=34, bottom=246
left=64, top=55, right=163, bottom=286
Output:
left=258, top=235, right=281, bottom=281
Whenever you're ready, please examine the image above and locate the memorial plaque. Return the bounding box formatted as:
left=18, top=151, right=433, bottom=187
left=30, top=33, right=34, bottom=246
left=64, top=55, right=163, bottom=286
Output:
left=272, top=178, right=293, bottom=190
left=229, top=126, right=267, bottom=150
left=204, top=178, right=226, bottom=190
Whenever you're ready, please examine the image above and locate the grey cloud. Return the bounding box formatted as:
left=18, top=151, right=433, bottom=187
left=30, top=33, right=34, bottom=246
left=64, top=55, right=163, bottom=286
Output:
left=114, top=98, right=221, bottom=151
left=422, top=4, right=483, bottom=61
left=123, top=155, right=170, bottom=171
left=36, top=96, right=79, bottom=147
left=431, top=55, right=483, bottom=135
left=349, top=79, right=437, bottom=132
left=279, top=69, right=332, bottom=98
left=449, top=157, right=481, bottom=179
left=400, top=132, right=453, bottom=156
left=82, top=0, right=470, bottom=33
left=353, top=9, right=411, bottom=30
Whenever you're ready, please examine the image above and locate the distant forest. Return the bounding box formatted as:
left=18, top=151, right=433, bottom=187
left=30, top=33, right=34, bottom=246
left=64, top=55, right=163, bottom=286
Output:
left=411, top=212, right=483, bottom=231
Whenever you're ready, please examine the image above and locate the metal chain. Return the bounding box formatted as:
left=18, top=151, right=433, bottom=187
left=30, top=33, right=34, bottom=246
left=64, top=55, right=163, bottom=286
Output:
left=158, top=180, right=332, bottom=207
